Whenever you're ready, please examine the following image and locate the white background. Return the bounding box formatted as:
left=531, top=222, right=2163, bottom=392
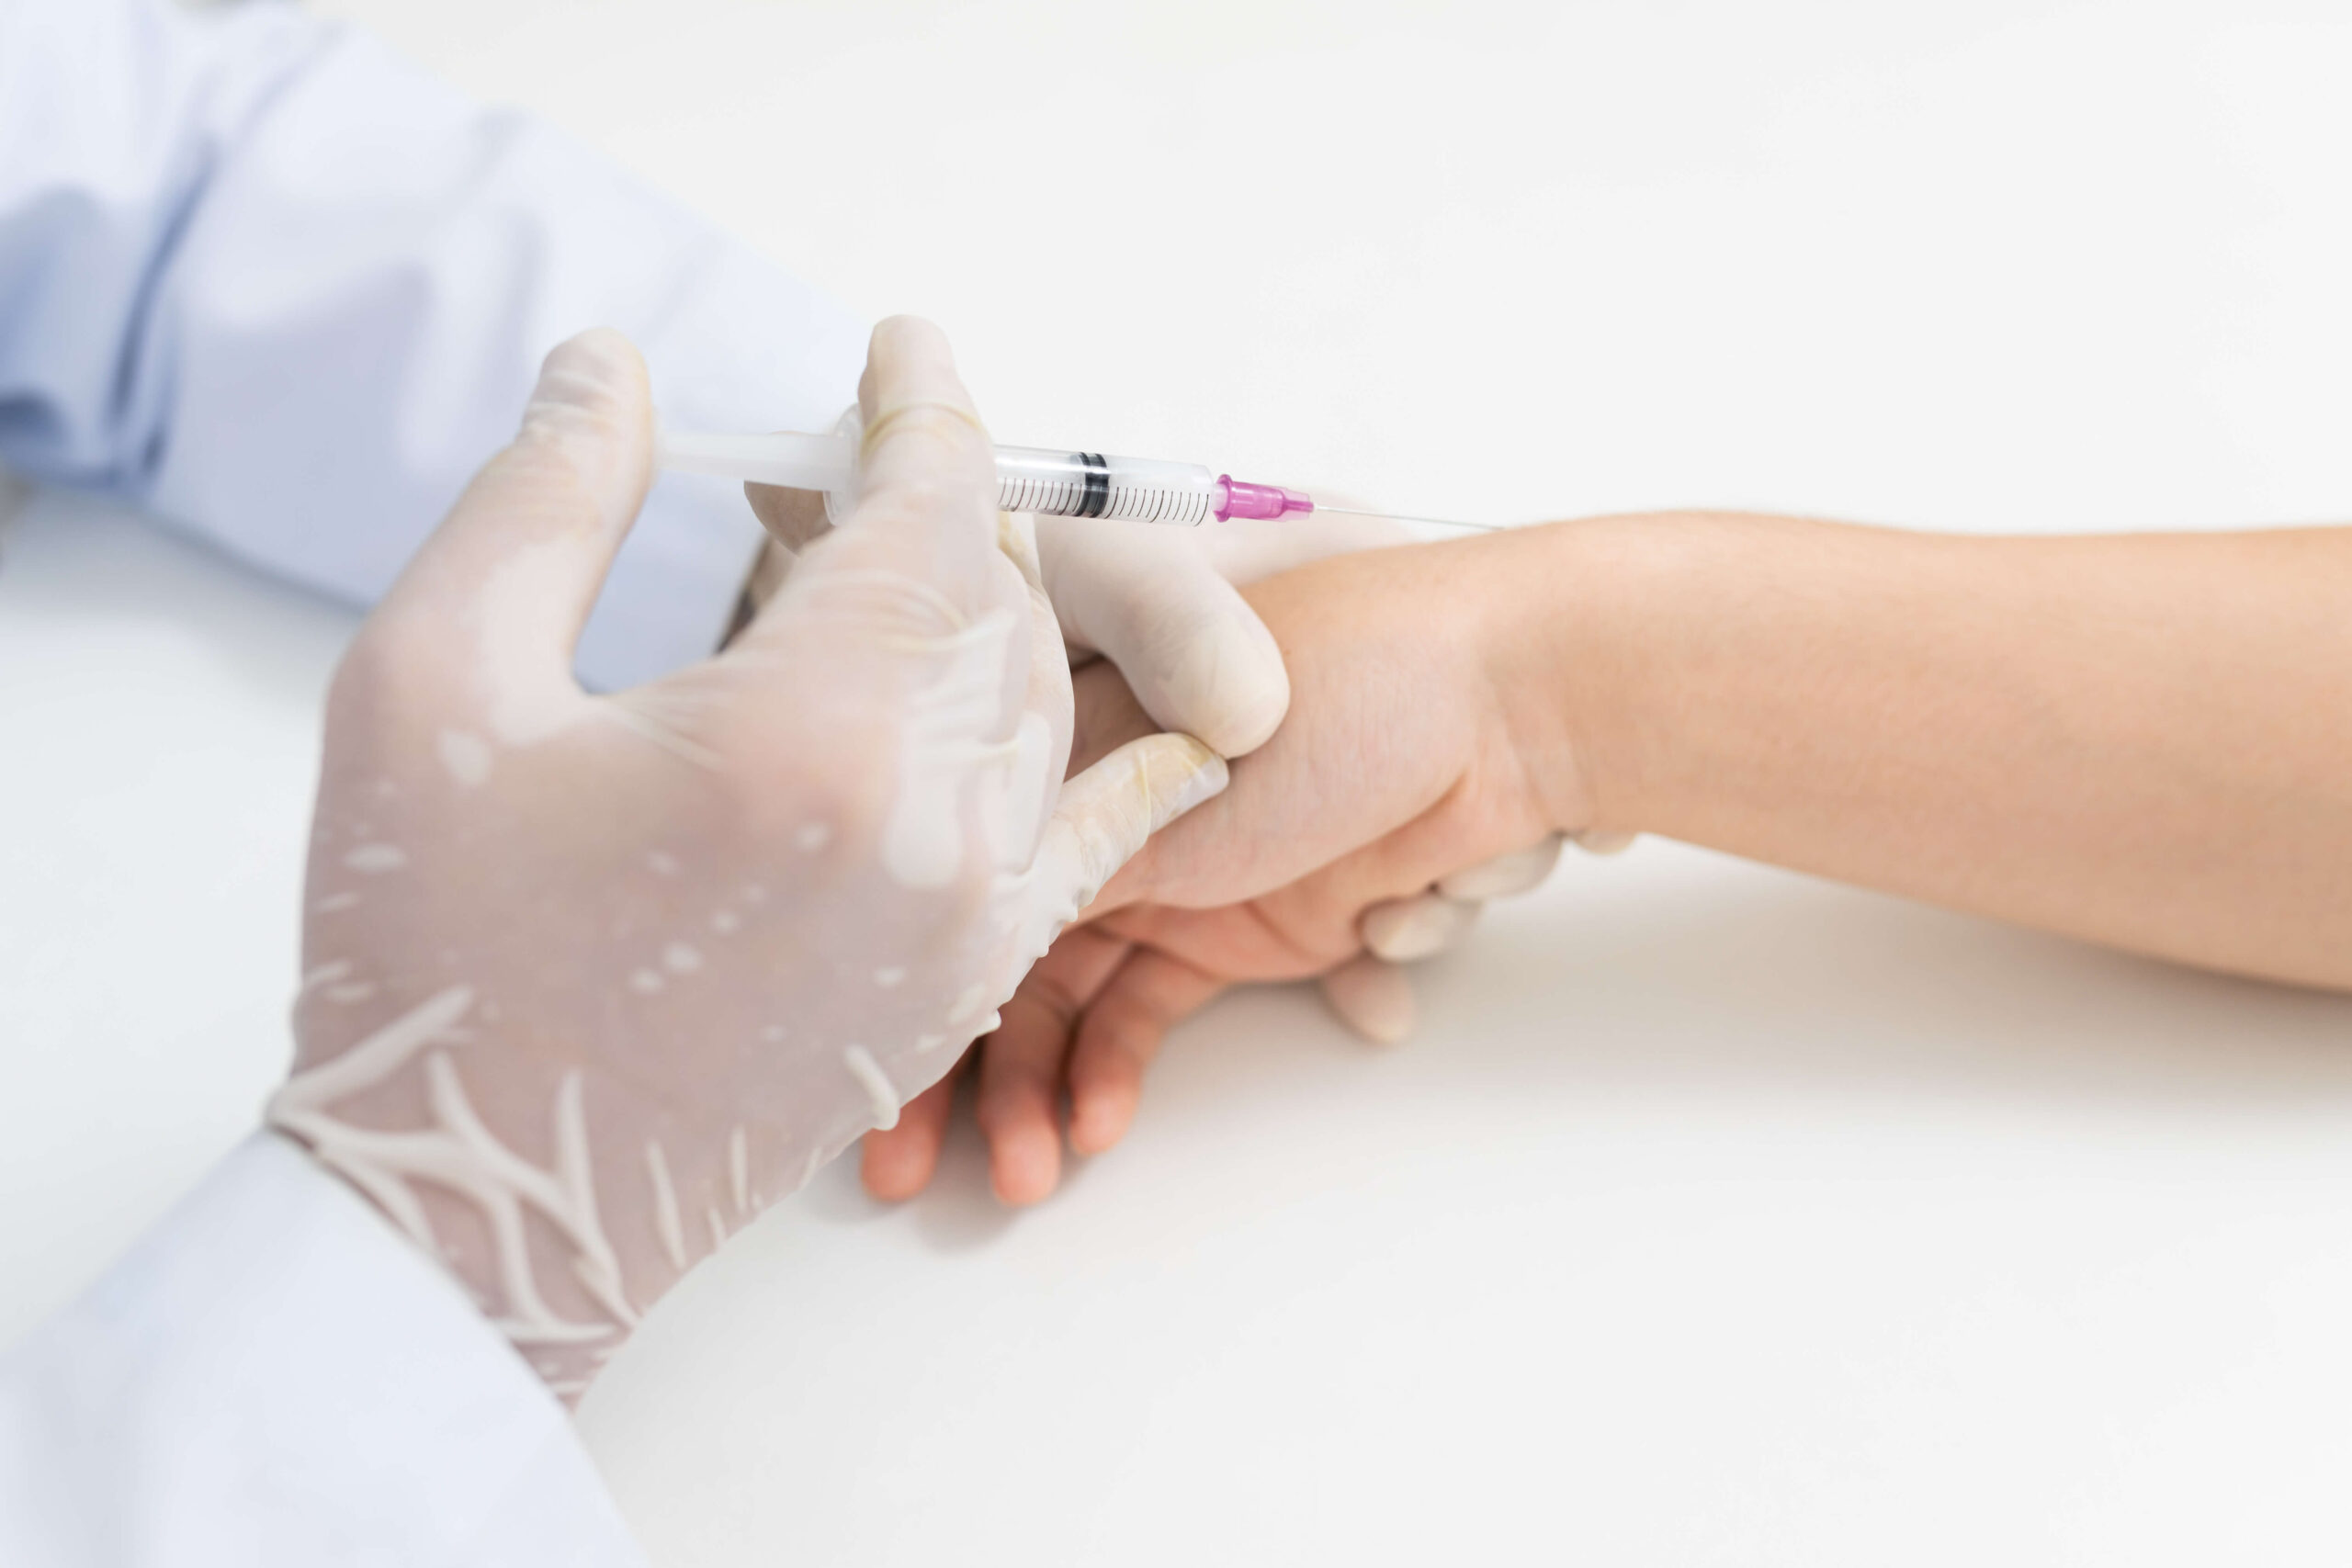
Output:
left=9, top=1, right=2352, bottom=1562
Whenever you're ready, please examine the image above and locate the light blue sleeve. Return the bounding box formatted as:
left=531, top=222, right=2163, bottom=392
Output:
left=0, top=0, right=868, bottom=688
left=0, top=1134, right=651, bottom=1567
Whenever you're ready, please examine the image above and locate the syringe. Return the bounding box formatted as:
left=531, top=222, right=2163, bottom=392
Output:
left=658, top=407, right=1494, bottom=532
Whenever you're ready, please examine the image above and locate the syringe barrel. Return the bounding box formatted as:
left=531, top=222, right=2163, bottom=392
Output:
left=990, top=446, right=1216, bottom=525
left=662, top=411, right=1234, bottom=527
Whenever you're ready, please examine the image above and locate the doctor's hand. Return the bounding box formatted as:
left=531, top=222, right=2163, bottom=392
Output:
left=266, top=319, right=1227, bottom=1400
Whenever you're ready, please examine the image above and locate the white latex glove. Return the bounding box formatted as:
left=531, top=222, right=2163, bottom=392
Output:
left=266, top=320, right=1225, bottom=1398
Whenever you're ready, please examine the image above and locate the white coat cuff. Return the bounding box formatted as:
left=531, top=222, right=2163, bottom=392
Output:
left=0, top=1132, right=646, bottom=1566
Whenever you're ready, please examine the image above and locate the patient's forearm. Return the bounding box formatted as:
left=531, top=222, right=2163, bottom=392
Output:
left=1510, top=513, right=2352, bottom=988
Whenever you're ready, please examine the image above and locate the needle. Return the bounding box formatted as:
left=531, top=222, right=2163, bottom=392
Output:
left=1310, top=504, right=1503, bottom=534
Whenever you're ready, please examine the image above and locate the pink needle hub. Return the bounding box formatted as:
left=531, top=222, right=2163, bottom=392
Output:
left=1215, top=475, right=1317, bottom=522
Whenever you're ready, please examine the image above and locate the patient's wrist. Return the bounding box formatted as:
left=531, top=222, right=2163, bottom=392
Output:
left=1483, top=513, right=1725, bottom=842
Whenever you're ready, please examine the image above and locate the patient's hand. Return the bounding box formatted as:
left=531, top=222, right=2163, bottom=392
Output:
left=865, top=504, right=2352, bottom=1204
left=863, top=536, right=1623, bottom=1203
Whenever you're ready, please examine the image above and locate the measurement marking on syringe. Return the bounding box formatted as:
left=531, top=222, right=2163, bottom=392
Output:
left=992, top=478, right=1211, bottom=524
left=999, top=477, right=1082, bottom=513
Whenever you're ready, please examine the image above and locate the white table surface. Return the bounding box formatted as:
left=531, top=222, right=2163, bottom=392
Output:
left=10, top=1, right=2352, bottom=1562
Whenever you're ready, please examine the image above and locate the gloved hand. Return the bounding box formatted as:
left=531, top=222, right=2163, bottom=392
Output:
left=266, top=319, right=1226, bottom=1399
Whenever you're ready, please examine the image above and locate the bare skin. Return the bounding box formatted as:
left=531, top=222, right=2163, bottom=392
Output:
left=865, top=512, right=2352, bottom=1203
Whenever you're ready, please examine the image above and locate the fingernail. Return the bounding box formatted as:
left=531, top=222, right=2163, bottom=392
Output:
left=1361, top=893, right=1479, bottom=962
left=1572, top=829, right=1639, bottom=856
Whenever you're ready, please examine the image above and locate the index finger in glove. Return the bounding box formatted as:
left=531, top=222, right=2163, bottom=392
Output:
left=1016, top=732, right=1230, bottom=961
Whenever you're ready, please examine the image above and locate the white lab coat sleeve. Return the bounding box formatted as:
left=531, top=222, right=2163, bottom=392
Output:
left=0, top=1132, right=649, bottom=1567
left=0, top=0, right=867, bottom=689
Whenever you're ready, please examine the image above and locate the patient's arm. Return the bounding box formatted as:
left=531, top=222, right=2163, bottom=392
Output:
left=1118, top=513, right=2352, bottom=987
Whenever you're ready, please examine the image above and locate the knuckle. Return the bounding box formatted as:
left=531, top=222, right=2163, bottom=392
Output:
left=1016, top=967, right=1091, bottom=1029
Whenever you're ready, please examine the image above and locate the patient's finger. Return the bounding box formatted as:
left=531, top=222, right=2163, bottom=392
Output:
left=861, top=1060, right=965, bottom=1201
left=974, top=927, right=1132, bottom=1204
left=975, top=1027, right=1066, bottom=1206
left=1066, top=948, right=1227, bottom=1156
left=1102, top=785, right=1529, bottom=979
